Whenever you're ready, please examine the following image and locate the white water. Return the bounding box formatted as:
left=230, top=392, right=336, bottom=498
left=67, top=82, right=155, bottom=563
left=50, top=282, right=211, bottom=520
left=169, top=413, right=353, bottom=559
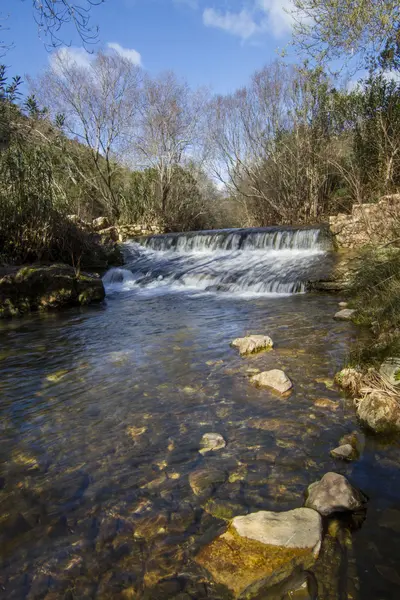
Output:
left=103, top=227, right=333, bottom=297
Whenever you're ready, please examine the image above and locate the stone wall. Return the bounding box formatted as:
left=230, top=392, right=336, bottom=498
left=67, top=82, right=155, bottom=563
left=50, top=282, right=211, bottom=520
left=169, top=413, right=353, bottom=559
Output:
left=329, top=194, right=400, bottom=248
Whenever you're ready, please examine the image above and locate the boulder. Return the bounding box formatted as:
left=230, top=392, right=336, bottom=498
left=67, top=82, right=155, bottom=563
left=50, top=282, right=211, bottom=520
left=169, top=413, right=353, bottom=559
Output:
left=231, top=335, right=273, bottom=356
left=0, top=265, right=105, bottom=318
left=357, top=391, right=400, bottom=433
left=330, top=444, right=358, bottom=461
left=199, top=432, right=226, bottom=455
left=338, top=301, right=348, bottom=308
left=334, top=309, right=356, bottom=321
left=305, top=473, right=367, bottom=516
left=195, top=508, right=322, bottom=599
left=250, top=369, right=293, bottom=394
left=379, top=357, right=400, bottom=386
left=189, top=467, right=227, bottom=498
left=93, top=216, right=111, bottom=231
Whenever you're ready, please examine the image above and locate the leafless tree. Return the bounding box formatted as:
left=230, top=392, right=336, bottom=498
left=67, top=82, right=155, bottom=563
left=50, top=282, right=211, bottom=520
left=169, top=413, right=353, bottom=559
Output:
left=31, top=0, right=104, bottom=48
left=31, top=49, right=142, bottom=218
left=135, top=71, right=208, bottom=222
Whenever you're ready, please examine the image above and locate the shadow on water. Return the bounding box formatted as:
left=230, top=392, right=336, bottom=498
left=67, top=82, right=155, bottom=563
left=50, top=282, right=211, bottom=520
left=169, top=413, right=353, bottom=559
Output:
left=0, top=227, right=399, bottom=598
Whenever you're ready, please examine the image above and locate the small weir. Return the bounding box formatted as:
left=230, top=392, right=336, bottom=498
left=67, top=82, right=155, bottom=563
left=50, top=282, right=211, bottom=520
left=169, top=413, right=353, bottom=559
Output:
left=103, top=226, right=334, bottom=296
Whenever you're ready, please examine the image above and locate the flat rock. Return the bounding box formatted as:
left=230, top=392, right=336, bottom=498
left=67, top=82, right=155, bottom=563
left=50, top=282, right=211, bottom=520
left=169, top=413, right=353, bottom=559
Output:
left=231, top=335, right=273, bottom=356
left=199, top=432, right=226, bottom=455
left=330, top=444, right=358, bottom=461
left=379, top=357, right=400, bottom=386
left=338, top=302, right=348, bottom=308
left=250, top=369, right=293, bottom=394
left=305, top=472, right=367, bottom=516
left=334, top=309, right=356, bottom=321
left=195, top=508, right=322, bottom=599
left=357, top=391, right=400, bottom=433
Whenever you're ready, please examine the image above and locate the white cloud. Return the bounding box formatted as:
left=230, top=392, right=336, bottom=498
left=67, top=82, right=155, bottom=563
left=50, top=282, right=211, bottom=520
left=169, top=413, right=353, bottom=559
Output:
left=203, top=8, right=258, bottom=40
left=50, top=46, right=93, bottom=72
left=203, top=1, right=297, bottom=41
left=258, top=0, right=295, bottom=37
left=107, top=42, right=142, bottom=66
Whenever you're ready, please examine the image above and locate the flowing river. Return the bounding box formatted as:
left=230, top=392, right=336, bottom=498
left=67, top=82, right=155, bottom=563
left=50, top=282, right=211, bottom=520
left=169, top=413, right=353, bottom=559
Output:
left=1, top=227, right=400, bottom=599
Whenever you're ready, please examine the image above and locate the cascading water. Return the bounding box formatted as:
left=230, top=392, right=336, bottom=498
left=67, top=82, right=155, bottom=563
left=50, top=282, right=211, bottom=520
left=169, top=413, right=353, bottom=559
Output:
left=103, top=226, right=334, bottom=297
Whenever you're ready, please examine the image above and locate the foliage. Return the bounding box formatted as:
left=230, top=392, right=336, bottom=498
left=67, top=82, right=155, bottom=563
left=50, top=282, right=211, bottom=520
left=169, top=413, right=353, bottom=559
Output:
left=348, top=247, right=400, bottom=366
left=291, top=0, right=400, bottom=69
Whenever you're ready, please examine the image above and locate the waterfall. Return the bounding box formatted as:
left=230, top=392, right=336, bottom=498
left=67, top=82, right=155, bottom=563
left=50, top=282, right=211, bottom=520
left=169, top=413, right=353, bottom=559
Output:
left=103, top=226, right=333, bottom=297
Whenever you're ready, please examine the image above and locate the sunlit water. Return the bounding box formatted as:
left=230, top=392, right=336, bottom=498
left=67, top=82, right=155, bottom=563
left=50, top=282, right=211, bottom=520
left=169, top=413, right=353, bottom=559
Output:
left=1, top=227, right=400, bottom=599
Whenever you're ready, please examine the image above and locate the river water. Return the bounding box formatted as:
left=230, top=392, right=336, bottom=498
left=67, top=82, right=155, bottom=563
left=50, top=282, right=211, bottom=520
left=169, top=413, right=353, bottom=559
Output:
left=1, top=227, right=400, bottom=599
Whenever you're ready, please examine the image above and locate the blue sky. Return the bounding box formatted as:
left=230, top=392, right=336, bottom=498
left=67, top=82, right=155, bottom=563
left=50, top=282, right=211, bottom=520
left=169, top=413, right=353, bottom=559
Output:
left=1, top=0, right=296, bottom=94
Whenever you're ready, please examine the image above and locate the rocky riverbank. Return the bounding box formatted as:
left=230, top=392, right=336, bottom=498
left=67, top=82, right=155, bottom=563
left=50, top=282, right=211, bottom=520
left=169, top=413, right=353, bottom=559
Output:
left=0, top=264, right=105, bottom=318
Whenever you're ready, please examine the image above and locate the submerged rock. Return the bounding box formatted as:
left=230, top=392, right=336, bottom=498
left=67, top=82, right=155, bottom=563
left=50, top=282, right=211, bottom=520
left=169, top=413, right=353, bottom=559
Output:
left=357, top=391, right=400, bottom=433
left=199, top=432, right=226, bottom=455
left=334, top=308, right=356, bottom=321
left=231, top=335, right=273, bottom=356
left=379, top=357, right=400, bottom=386
left=195, top=508, right=322, bottom=599
left=0, top=265, right=105, bottom=318
left=250, top=369, right=293, bottom=394
left=189, top=467, right=227, bottom=497
left=330, top=444, right=358, bottom=461
left=305, top=472, right=367, bottom=516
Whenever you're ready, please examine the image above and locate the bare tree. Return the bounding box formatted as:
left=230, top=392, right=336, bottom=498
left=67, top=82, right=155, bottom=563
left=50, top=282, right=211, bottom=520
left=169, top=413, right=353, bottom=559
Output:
left=135, top=71, right=208, bottom=223
left=32, top=49, right=142, bottom=218
left=31, top=0, right=104, bottom=48
left=207, top=61, right=338, bottom=225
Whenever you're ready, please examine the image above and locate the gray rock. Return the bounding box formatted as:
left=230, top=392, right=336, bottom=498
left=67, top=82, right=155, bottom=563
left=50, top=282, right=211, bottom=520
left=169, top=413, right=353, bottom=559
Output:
left=199, top=432, right=226, bottom=455
left=231, top=334, right=273, bottom=355
left=330, top=444, right=358, bottom=461
left=334, top=308, right=356, bottom=321
left=250, top=369, right=293, bottom=394
left=305, top=472, right=367, bottom=516
left=379, top=357, right=400, bottom=386
left=195, top=508, right=322, bottom=599
left=357, top=391, right=400, bottom=433
left=338, top=301, right=348, bottom=308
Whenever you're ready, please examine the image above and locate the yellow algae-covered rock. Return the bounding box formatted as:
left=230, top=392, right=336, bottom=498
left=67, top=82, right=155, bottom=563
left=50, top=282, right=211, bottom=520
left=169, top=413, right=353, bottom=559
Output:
left=231, top=335, right=273, bottom=356
left=195, top=508, right=322, bottom=599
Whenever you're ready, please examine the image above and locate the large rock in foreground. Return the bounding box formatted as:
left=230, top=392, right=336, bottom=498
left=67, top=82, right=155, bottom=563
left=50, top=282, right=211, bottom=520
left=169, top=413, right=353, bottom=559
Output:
left=0, top=265, right=105, bottom=318
left=231, top=335, right=273, bottom=356
left=195, top=508, right=322, bottom=599
left=305, top=472, right=367, bottom=516
left=250, top=369, right=293, bottom=394
left=357, top=391, right=400, bottom=433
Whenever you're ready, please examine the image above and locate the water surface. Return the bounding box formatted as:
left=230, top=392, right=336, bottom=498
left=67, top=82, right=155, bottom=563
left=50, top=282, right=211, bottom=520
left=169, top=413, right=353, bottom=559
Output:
left=1, top=227, right=400, bottom=599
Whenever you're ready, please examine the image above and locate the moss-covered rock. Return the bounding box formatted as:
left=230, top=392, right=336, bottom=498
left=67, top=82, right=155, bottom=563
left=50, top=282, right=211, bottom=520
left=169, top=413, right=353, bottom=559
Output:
left=195, top=508, right=322, bottom=599
left=0, top=264, right=105, bottom=318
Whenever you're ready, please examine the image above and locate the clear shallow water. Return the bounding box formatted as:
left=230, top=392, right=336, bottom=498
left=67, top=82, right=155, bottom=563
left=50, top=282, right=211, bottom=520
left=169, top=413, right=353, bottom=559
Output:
left=0, top=228, right=400, bottom=599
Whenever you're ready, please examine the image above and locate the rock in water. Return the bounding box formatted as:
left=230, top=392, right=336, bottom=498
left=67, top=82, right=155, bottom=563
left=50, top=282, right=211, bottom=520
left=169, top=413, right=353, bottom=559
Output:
left=330, top=444, right=358, bottom=461
left=305, top=473, right=367, bottom=516
left=195, top=508, right=322, bottom=599
left=189, top=467, right=227, bottom=498
left=231, top=335, right=273, bottom=356
left=199, top=432, right=226, bottom=455
left=250, top=369, right=293, bottom=394
left=379, top=357, right=400, bottom=386
left=334, top=308, right=356, bottom=321
left=357, top=391, right=400, bottom=433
